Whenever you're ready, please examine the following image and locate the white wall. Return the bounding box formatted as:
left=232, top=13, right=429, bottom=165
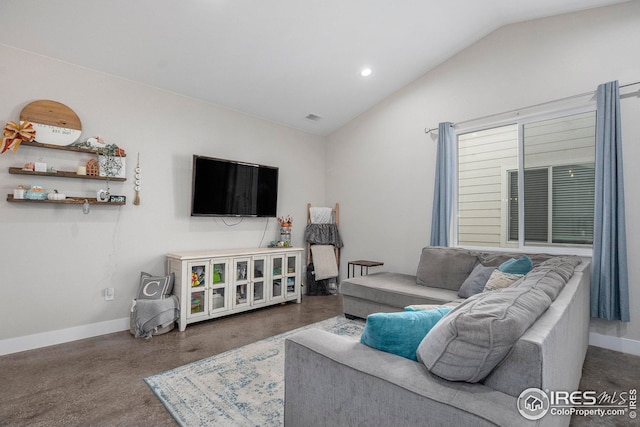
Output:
left=0, top=45, right=326, bottom=346
left=327, top=2, right=640, bottom=347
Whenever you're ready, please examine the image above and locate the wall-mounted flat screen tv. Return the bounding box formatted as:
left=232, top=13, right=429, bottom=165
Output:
left=191, top=155, right=278, bottom=217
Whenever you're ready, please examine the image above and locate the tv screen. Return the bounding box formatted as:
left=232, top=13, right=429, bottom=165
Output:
left=191, top=155, right=278, bottom=217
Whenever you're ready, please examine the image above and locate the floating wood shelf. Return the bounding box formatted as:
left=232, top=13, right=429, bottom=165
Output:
left=6, top=194, right=125, bottom=206
left=8, top=167, right=126, bottom=182
left=20, top=140, right=127, bottom=156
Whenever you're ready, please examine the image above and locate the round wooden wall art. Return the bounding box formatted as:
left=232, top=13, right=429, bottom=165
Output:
left=20, top=100, right=82, bottom=146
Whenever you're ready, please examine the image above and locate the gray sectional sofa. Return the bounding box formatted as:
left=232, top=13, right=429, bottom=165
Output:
left=340, top=246, right=564, bottom=319
left=284, top=246, right=591, bottom=427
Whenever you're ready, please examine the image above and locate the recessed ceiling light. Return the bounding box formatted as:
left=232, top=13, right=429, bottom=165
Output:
left=360, top=68, right=372, bottom=77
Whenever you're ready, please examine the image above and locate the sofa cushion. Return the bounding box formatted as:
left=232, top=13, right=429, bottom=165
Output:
left=483, top=270, right=523, bottom=292
left=340, top=272, right=460, bottom=309
left=512, top=256, right=581, bottom=301
left=415, top=247, right=478, bottom=290
left=416, top=286, right=552, bottom=383
left=457, top=264, right=496, bottom=298
left=360, top=308, right=452, bottom=361
left=498, top=255, right=533, bottom=275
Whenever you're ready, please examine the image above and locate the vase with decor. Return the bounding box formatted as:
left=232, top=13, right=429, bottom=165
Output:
left=278, top=215, right=292, bottom=246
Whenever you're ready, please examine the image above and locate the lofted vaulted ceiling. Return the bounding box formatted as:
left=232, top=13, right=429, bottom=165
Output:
left=0, top=0, right=629, bottom=135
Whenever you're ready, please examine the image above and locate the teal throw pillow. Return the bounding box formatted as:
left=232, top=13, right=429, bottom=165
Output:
left=498, top=256, right=533, bottom=275
left=360, top=308, right=452, bottom=361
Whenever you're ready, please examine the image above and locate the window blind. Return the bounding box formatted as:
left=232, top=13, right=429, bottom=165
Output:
left=552, top=164, right=595, bottom=244
left=509, top=169, right=549, bottom=242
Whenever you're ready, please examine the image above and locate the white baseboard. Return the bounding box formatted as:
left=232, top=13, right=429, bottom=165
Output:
left=589, top=332, right=640, bottom=356
left=0, top=317, right=130, bottom=356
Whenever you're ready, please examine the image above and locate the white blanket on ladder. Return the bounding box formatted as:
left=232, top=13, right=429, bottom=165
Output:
left=309, top=207, right=333, bottom=224
left=311, top=245, right=339, bottom=280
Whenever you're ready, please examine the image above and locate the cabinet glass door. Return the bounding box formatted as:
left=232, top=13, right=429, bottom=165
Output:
left=190, top=262, right=208, bottom=289
left=286, top=255, right=297, bottom=275
left=285, top=254, right=299, bottom=297
left=211, top=259, right=229, bottom=313
left=271, top=255, right=285, bottom=301
left=233, top=258, right=251, bottom=309
left=272, top=278, right=282, bottom=299
left=190, top=291, right=206, bottom=316
left=253, top=256, right=266, bottom=305
left=212, top=260, right=227, bottom=286
left=188, top=260, right=209, bottom=318
left=211, top=288, right=226, bottom=311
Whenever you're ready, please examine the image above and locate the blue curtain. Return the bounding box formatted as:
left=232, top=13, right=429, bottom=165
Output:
left=591, top=81, right=630, bottom=321
left=430, top=122, right=455, bottom=246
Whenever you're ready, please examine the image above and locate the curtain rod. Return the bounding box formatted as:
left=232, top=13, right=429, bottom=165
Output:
left=425, top=80, right=640, bottom=134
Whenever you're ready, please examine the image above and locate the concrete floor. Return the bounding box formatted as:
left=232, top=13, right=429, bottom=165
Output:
left=0, top=294, right=638, bottom=426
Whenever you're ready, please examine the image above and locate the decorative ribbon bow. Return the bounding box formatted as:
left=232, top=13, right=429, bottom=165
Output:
left=1, top=121, right=36, bottom=154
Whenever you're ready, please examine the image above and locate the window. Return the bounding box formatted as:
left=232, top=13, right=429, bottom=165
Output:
left=508, top=164, right=595, bottom=244
left=457, top=110, right=595, bottom=250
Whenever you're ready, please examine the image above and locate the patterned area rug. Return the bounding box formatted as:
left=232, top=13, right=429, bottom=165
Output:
left=145, top=316, right=364, bottom=427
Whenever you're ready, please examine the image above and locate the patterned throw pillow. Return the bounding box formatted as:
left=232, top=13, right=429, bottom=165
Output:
left=136, top=272, right=175, bottom=300
left=483, top=270, right=523, bottom=292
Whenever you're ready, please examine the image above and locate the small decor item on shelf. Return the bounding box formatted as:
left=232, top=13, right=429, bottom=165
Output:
left=1, top=120, right=36, bottom=154
left=23, top=162, right=35, bottom=171
left=79, top=136, right=107, bottom=151
left=109, top=195, right=126, bottom=203
left=280, top=228, right=291, bottom=246
left=47, top=190, right=66, bottom=201
left=97, top=141, right=126, bottom=178
left=96, top=188, right=110, bottom=202
left=278, top=215, right=292, bottom=227
left=85, top=158, right=99, bottom=176
left=24, top=185, right=48, bottom=200
left=13, top=185, right=25, bottom=199
left=278, top=214, right=292, bottom=246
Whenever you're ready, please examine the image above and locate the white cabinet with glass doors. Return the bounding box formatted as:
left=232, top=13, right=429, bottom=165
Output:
left=167, top=247, right=303, bottom=331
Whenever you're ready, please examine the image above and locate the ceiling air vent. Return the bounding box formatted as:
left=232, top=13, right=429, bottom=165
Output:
left=305, top=113, right=322, bottom=121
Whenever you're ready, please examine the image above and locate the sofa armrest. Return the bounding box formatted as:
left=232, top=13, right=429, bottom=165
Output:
left=284, top=329, right=527, bottom=427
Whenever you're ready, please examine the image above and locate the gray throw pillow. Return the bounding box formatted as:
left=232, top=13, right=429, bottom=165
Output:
left=457, top=264, right=496, bottom=298
left=416, top=286, right=552, bottom=383
left=136, top=271, right=175, bottom=300
left=415, top=247, right=479, bottom=291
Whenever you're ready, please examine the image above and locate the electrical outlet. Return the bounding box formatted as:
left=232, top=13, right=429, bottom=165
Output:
left=104, top=287, right=115, bottom=301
